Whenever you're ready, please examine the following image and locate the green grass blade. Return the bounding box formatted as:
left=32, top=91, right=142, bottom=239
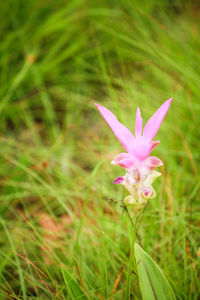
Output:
left=61, top=266, right=88, bottom=299
left=134, top=243, right=176, bottom=300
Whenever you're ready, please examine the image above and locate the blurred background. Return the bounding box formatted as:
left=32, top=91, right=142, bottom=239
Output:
left=0, top=0, right=199, bottom=299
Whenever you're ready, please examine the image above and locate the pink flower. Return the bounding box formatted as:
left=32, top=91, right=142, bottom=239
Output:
left=95, top=98, right=173, bottom=214
left=94, top=98, right=173, bottom=165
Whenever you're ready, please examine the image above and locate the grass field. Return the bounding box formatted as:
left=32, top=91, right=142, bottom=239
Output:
left=0, top=0, right=199, bottom=299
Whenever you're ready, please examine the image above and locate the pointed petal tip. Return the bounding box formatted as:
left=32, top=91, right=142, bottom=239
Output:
left=166, top=97, right=173, bottom=105
left=94, top=102, right=100, bottom=109
left=150, top=140, right=160, bottom=152
left=152, top=140, right=160, bottom=145
left=113, top=176, right=124, bottom=184
left=93, top=103, right=136, bottom=153
left=143, top=97, right=173, bottom=140
left=136, top=107, right=141, bottom=113
left=135, top=106, right=143, bottom=136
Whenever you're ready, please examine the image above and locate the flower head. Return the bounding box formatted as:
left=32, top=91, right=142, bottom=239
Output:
left=95, top=98, right=173, bottom=214
left=95, top=98, right=172, bottom=162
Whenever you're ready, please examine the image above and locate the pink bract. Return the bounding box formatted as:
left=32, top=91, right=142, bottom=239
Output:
left=94, top=98, right=173, bottom=162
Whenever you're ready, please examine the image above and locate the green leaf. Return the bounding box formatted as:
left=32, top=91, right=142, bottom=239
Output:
left=134, top=243, right=176, bottom=300
left=61, top=267, right=88, bottom=299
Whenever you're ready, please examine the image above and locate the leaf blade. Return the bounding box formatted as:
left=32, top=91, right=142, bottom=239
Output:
left=61, top=267, right=88, bottom=300
left=134, top=243, right=176, bottom=300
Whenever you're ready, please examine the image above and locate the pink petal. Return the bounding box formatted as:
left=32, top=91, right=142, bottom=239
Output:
left=95, top=103, right=135, bottom=153
left=111, top=153, right=136, bottom=169
left=131, top=139, right=160, bottom=161
left=143, top=98, right=173, bottom=140
left=150, top=140, right=160, bottom=151
left=144, top=156, right=163, bottom=170
left=135, top=107, right=143, bottom=136
left=143, top=187, right=151, bottom=197
left=142, top=186, right=156, bottom=199
left=113, top=176, right=124, bottom=184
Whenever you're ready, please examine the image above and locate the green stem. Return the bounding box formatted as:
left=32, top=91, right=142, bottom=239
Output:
left=125, top=213, right=139, bottom=300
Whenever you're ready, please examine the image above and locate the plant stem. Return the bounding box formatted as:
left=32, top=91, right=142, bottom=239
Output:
left=125, top=212, right=139, bottom=300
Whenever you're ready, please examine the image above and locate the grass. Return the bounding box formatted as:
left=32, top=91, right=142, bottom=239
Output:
left=0, top=0, right=199, bottom=299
